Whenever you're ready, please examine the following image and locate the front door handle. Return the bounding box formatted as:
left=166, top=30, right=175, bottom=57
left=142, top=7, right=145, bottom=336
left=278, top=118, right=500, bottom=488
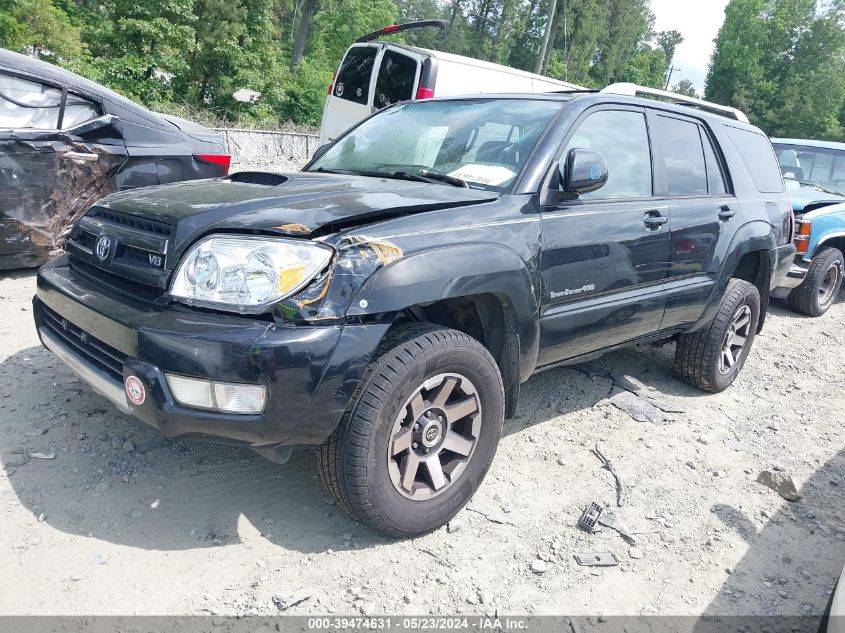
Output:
left=718, top=205, right=736, bottom=221
left=644, top=210, right=669, bottom=229
left=64, top=152, right=99, bottom=162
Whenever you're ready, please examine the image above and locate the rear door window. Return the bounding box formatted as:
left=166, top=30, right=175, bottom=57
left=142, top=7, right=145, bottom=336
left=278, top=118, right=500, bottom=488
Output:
left=657, top=115, right=708, bottom=196
left=374, top=50, right=418, bottom=110
left=0, top=73, right=63, bottom=129
left=725, top=126, right=784, bottom=193
left=702, top=130, right=728, bottom=195
left=333, top=46, right=377, bottom=106
left=0, top=73, right=99, bottom=130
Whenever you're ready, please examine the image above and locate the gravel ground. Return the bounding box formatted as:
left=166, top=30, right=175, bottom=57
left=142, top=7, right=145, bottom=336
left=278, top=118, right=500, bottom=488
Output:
left=0, top=269, right=842, bottom=617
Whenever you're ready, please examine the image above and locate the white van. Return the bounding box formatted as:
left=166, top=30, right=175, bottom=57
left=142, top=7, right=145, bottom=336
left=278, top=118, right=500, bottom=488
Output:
left=318, top=20, right=583, bottom=146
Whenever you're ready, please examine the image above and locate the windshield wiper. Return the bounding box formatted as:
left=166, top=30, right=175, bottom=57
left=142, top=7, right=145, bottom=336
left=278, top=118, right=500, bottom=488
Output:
left=313, top=166, right=470, bottom=189
left=312, top=167, right=359, bottom=175
left=418, top=170, right=469, bottom=189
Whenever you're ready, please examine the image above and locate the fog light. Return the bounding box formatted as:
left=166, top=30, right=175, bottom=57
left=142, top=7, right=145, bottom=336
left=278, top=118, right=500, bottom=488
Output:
left=213, top=382, right=266, bottom=414
left=165, top=374, right=266, bottom=414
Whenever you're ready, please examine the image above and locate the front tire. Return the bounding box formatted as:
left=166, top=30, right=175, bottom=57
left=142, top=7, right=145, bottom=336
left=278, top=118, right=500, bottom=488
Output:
left=787, top=247, right=844, bottom=317
left=674, top=279, right=760, bottom=393
left=317, top=323, right=504, bottom=537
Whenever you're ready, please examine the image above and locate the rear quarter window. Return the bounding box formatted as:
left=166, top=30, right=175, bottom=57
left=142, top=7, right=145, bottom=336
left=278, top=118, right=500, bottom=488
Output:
left=724, top=126, right=784, bottom=193
left=333, top=46, right=377, bottom=106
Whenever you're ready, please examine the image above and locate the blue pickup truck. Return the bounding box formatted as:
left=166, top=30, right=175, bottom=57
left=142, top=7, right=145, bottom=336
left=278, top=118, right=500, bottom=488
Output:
left=772, top=138, right=845, bottom=316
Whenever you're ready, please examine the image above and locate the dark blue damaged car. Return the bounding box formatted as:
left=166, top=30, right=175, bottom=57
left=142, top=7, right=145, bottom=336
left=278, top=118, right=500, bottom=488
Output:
left=0, top=48, right=229, bottom=268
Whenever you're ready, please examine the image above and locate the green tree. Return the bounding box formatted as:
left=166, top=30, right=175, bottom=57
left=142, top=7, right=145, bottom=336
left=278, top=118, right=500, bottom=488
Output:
left=85, top=0, right=196, bottom=103
left=0, top=0, right=85, bottom=67
left=672, top=79, right=699, bottom=98
left=707, top=0, right=845, bottom=140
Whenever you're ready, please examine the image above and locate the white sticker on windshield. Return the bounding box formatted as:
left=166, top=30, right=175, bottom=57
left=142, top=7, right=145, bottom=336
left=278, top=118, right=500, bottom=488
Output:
left=448, top=164, right=516, bottom=186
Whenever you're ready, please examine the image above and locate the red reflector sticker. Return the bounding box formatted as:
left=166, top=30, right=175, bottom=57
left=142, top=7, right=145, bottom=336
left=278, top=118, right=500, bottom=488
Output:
left=125, top=376, right=146, bottom=406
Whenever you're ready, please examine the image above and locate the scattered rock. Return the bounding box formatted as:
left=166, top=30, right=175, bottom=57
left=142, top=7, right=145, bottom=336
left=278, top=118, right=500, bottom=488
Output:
left=263, top=517, right=275, bottom=526
left=757, top=470, right=802, bottom=502
left=628, top=547, right=645, bottom=559
left=446, top=519, right=462, bottom=534
left=121, top=440, right=135, bottom=453
left=604, top=387, right=674, bottom=425
left=530, top=559, right=549, bottom=574
left=359, top=601, right=377, bottom=616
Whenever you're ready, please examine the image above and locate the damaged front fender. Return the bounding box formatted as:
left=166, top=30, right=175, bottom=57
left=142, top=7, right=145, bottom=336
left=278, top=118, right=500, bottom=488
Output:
left=272, top=235, right=404, bottom=323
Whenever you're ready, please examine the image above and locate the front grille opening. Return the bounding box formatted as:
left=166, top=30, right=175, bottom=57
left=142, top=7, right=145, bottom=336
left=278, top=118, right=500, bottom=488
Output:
left=70, top=258, right=164, bottom=304
left=41, top=305, right=127, bottom=383
left=87, top=207, right=171, bottom=237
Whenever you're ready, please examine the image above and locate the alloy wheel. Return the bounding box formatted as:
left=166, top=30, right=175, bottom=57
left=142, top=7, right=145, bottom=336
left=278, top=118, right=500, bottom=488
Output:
left=387, top=373, right=481, bottom=501
left=718, top=304, right=752, bottom=374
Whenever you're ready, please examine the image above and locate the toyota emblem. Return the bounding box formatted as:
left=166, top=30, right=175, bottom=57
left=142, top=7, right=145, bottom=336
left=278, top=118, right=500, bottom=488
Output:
left=95, top=235, right=112, bottom=261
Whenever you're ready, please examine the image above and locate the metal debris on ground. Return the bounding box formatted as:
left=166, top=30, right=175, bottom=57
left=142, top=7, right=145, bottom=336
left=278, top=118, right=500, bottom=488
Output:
left=593, top=444, right=626, bottom=506
left=466, top=503, right=516, bottom=526
left=271, top=589, right=312, bottom=611
left=578, top=502, right=603, bottom=533
left=597, top=509, right=637, bottom=544
left=28, top=451, right=56, bottom=460
left=574, top=552, right=619, bottom=567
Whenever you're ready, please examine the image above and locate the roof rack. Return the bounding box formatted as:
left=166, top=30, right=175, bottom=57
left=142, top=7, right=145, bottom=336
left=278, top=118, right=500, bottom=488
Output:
left=600, top=83, right=749, bottom=123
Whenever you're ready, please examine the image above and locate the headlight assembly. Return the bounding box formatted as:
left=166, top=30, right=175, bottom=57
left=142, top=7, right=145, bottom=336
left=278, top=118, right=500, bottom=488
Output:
left=170, top=235, right=333, bottom=313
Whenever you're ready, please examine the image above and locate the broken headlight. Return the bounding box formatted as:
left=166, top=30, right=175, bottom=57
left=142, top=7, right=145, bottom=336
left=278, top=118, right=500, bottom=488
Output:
left=170, top=235, right=333, bottom=314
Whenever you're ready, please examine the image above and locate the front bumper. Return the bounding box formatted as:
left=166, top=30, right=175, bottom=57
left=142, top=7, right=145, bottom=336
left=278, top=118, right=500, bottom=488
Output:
left=34, top=255, right=389, bottom=453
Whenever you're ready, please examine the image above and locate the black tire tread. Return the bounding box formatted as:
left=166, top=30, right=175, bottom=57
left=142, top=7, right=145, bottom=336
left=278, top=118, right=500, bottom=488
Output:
left=674, top=278, right=758, bottom=392
left=787, top=247, right=844, bottom=317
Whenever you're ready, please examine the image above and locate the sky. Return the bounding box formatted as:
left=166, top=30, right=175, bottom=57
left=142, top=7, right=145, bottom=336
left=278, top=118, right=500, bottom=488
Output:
left=650, top=0, right=730, bottom=92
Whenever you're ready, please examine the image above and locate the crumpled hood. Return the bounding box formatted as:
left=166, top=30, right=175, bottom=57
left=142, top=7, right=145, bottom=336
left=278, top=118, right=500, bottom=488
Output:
left=96, top=172, right=498, bottom=254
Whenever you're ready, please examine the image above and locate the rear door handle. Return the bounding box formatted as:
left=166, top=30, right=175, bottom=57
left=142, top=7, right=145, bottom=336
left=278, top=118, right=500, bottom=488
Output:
left=718, top=205, right=736, bottom=221
left=64, top=152, right=99, bottom=162
left=644, top=210, right=669, bottom=229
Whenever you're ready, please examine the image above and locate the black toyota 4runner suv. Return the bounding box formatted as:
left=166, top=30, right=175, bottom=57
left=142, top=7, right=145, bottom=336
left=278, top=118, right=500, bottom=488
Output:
left=33, top=87, right=795, bottom=537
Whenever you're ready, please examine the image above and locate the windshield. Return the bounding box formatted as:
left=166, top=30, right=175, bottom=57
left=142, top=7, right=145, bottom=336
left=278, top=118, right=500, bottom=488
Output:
left=775, top=143, right=845, bottom=196
left=307, top=98, right=566, bottom=191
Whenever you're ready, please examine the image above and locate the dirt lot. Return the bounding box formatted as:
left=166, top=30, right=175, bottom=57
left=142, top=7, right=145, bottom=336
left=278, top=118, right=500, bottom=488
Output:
left=0, top=269, right=843, bottom=617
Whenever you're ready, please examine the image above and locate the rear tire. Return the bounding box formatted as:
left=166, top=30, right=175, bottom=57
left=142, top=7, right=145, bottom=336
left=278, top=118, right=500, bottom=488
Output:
left=787, top=247, right=843, bottom=317
left=674, top=279, right=760, bottom=393
left=317, top=323, right=504, bottom=537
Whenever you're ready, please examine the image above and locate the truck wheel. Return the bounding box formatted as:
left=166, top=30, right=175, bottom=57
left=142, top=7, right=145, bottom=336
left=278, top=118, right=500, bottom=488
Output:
left=317, top=323, right=504, bottom=537
left=787, top=247, right=844, bottom=317
left=674, top=279, right=760, bottom=393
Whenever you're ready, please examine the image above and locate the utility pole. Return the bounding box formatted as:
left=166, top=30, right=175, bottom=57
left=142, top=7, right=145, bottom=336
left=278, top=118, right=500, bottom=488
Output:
left=664, top=65, right=680, bottom=90
left=535, top=0, right=559, bottom=75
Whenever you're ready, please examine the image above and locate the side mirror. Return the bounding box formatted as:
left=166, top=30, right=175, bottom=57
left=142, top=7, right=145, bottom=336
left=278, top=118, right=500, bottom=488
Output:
left=64, top=114, right=119, bottom=137
left=563, top=148, right=608, bottom=195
